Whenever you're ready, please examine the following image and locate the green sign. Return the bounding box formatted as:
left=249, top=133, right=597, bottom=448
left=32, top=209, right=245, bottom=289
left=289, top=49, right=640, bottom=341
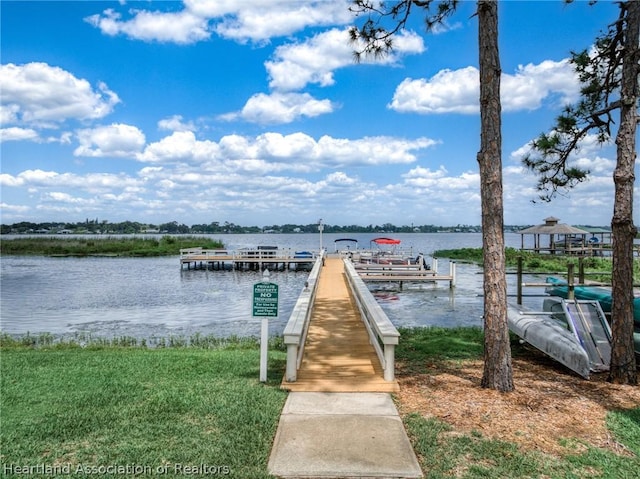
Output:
left=253, top=282, right=279, bottom=317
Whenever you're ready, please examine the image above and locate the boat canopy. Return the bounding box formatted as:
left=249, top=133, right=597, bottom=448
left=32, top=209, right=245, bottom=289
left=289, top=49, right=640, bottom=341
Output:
left=334, top=238, right=358, bottom=251
left=371, top=237, right=401, bottom=245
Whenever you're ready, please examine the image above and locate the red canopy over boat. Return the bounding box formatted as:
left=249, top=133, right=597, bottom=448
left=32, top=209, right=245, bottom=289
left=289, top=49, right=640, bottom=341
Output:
left=371, top=237, right=401, bottom=245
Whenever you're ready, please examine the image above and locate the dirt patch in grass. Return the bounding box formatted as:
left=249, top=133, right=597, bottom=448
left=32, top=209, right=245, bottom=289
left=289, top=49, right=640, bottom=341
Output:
left=396, top=349, right=640, bottom=456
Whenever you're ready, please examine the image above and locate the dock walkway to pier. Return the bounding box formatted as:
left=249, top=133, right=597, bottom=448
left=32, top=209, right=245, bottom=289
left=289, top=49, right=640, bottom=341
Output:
left=282, top=255, right=399, bottom=393
left=269, top=256, right=423, bottom=478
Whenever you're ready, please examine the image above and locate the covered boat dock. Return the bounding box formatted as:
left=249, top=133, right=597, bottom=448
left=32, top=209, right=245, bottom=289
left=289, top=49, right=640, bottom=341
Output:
left=517, top=216, right=611, bottom=256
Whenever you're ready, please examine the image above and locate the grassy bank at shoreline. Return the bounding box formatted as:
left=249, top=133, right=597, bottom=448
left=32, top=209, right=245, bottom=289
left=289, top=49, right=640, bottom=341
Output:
left=0, top=236, right=224, bottom=257
left=434, top=246, right=614, bottom=270
left=2, top=330, right=638, bottom=478
left=434, top=246, right=640, bottom=283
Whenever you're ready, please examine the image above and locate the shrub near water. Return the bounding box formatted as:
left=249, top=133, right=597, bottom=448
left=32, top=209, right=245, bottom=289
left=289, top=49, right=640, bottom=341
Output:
left=0, top=236, right=224, bottom=256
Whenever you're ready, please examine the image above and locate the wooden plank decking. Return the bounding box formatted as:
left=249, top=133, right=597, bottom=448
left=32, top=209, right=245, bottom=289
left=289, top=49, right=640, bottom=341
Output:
left=282, top=257, right=399, bottom=393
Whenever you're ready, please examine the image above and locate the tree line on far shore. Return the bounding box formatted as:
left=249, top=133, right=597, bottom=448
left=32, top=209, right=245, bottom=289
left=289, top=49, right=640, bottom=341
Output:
left=2, top=219, right=532, bottom=235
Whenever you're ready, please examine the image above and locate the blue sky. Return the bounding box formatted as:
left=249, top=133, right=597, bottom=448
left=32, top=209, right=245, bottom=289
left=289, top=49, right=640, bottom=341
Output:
left=1, top=0, right=635, bottom=227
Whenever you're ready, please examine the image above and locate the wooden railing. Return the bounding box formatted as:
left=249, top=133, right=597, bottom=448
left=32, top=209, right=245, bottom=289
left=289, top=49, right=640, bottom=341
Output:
left=180, top=248, right=232, bottom=257
left=180, top=248, right=315, bottom=260
left=282, top=253, right=324, bottom=382
left=343, top=259, right=400, bottom=381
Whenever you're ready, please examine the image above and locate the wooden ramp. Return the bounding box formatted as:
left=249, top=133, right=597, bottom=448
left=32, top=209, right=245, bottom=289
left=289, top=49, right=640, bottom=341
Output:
left=282, top=257, right=399, bottom=393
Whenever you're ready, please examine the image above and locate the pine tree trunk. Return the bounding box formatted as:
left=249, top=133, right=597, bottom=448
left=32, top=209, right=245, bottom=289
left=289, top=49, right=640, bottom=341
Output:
left=477, top=0, right=513, bottom=392
left=609, top=0, right=639, bottom=385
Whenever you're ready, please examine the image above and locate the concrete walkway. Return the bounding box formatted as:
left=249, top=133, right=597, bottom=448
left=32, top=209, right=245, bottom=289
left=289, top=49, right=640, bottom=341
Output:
left=268, top=392, right=423, bottom=479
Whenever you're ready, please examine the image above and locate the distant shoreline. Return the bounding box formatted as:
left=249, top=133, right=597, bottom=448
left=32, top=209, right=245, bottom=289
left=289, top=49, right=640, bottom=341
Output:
left=0, top=237, right=619, bottom=280
left=0, top=236, right=224, bottom=257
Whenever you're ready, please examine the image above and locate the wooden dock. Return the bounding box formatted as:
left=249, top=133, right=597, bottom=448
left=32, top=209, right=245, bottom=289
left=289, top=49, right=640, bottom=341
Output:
left=353, top=259, right=456, bottom=288
left=282, top=257, right=399, bottom=393
left=180, top=247, right=315, bottom=271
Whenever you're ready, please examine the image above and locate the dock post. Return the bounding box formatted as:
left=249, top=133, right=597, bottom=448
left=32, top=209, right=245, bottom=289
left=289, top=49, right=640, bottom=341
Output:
left=285, top=344, right=298, bottom=382
left=383, top=344, right=395, bottom=381
left=449, top=261, right=456, bottom=288
left=578, top=257, right=585, bottom=284
left=517, top=256, right=523, bottom=305
left=567, top=263, right=575, bottom=300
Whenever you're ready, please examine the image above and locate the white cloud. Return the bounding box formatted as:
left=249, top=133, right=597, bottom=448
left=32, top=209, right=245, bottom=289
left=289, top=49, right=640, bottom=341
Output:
left=223, top=92, right=334, bottom=124
left=254, top=132, right=318, bottom=159
left=0, top=127, right=72, bottom=144
left=574, top=155, right=616, bottom=174
left=399, top=165, right=479, bottom=199
left=402, top=165, right=449, bottom=186
left=315, top=135, right=437, bottom=167
left=74, top=124, right=146, bottom=158
left=324, top=171, right=357, bottom=186
left=84, top=8, right=211, bottom=44
left=1, top=104, right=20, bottom=124
left=0, top=127, right=39, bottom=142
left=136, top=131, right=437, bottom=170
left=85, top=0, right=354, bottom=44
left=211, top=0, right=354, bottom=43
left=2, top=145, right=623, bottom=227
left=390, top=60, right=580, bottom=114
left=0, top=63, right=120, bottom=127
left=137, top=131, right=220, bottom=163
left=0, top=174, right=23, bottom=187
left=45, top=191, right=86, bottom=204
left=0, top=202, right=31, bottom=214
left=502, top=60, right=580, bottom=111
left=0, top=169, right=142, bottom=192
left=390, top=67, right=479, bottom=114
left=158, top=115, right=196, bottom=132
left=267, top=28, right=424, bottom=91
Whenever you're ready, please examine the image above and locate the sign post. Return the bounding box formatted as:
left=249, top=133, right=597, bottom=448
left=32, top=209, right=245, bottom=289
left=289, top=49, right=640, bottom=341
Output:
left=253, top=276, right=278, bottom=382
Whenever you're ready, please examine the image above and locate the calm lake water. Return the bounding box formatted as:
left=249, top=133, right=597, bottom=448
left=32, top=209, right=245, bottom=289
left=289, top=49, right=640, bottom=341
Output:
left=1, top=233, right=545, bottom=340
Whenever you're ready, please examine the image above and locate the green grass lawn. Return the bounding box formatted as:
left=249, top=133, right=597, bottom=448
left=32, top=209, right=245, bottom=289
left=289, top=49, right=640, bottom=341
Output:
left=1, top=331, right=638, bottom=478
left=1, top=344, right=287, bottom=478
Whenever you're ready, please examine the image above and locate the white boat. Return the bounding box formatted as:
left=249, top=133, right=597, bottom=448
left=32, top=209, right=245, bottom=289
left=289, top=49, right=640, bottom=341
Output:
left=508, top=298, right=612, bottom=379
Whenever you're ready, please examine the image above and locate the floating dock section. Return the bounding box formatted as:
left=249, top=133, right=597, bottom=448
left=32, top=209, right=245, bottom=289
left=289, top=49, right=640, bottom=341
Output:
left=350, top=255, right=456, bottom=288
